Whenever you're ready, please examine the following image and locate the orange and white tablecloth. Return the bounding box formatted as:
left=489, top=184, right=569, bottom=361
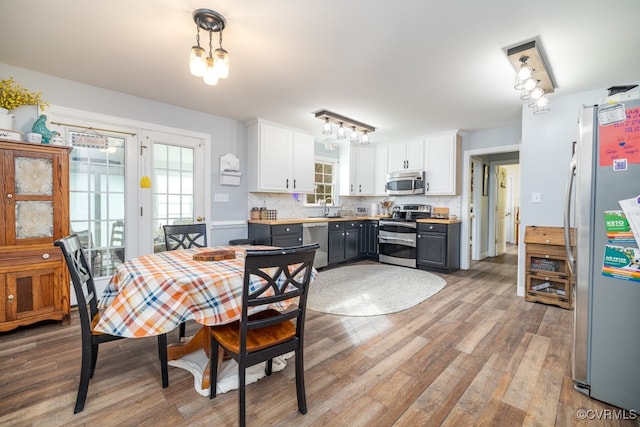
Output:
left=95, top=246, right=306, bottom=338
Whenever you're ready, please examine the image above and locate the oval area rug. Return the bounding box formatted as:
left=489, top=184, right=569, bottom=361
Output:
left=308, top=264, right=446, bottom=316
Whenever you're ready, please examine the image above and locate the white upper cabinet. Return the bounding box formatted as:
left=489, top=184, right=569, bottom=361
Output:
left=424, top=131, right=461, bottom=195
left=374, top=143, right=388, bottom=196
left=387, top=138, right=424, bottom=172
left=291, top=132, right=315, bottom=192
left=339, top=145, right=375, bottom=196
left=247, top=119, right=314, bottom=193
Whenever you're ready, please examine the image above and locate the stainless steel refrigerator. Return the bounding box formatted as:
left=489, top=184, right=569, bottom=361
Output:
left=564, top=99, right=640, bottom=411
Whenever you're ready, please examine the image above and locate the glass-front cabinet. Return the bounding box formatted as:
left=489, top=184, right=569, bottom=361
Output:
left=0, top=140, right=71, bottom=332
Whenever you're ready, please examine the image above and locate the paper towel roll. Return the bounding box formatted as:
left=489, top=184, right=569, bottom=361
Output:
left=370, top=203, right=378, bottom=216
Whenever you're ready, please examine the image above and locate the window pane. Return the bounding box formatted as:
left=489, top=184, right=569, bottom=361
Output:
left=167, top=170, right=181, bottom=193
left=308, top=160, right=336, bottom=206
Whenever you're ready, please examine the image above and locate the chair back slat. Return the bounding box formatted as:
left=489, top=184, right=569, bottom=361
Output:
left=162, top=223, right=207, bottom=251
left=54, top=234, right=99, bottom=330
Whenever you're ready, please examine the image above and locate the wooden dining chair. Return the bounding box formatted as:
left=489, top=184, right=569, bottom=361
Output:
left=163, top=223, right=208, bottom=339
left=208, top=243, right=318, bottom=427
left=54, top=234, right=169, bottom=414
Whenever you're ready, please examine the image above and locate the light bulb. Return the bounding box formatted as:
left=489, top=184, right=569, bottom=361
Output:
left=203, top=57, right=219, bottom=85
left=213, top=48, right=229, bottom=78
left=322, top=118, right=332, bottom=135
left=361, top=130, right=369, bottom=144
left=189, top=46, right=206, bottom=77
left=350, top=126, right=359, bottom=143
left=523, top=78, right=537, bottom=91
left=530, top=86, right=544, bottom=101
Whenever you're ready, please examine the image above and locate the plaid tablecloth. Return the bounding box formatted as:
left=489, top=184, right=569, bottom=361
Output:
left=95, top=246, right=313, bottom=338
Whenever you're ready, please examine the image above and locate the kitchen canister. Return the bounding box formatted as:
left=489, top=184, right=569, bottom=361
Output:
left=260, top=207, right=267, bottom=220
left=250, top=207, right=260, bottom=220
left=370, top=202, right=378, bottom=216
left=267, top=210, right=277, bottom=220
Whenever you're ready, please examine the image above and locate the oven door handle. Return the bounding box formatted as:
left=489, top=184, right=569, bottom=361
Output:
left=379, top=236, right=416, bottom=245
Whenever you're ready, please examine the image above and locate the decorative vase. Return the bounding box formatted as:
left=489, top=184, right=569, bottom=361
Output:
left=0, top=107, right=14, bottom=130
left=12, top=104, right=39, bottom=134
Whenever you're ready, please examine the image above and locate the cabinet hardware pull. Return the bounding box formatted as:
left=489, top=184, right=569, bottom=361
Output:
left=7, top=294, right=14, bottom=302
left=293, top=179, right=296, bottom=189
left=6, top=193, right=13, bottom=203
left=42, top=253, right=50, bottom=259
left=286, top=179, right=289, bottom=188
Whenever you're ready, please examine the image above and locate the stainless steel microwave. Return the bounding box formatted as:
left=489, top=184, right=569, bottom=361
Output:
left=385, top=170, right=425, bottom=195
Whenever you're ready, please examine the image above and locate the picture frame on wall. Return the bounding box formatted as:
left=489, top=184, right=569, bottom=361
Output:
left=482, top=164, right=489, bottom=196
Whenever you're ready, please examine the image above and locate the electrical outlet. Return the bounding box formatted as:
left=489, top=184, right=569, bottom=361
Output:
left=214, top=193, right=229, bottom=202
left=531, top=192, right=541, bottom=203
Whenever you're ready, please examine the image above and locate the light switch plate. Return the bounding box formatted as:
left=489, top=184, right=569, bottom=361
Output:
left=531, top=192, right=541, bottom=203
left=214, top=193, right=229, bottom=202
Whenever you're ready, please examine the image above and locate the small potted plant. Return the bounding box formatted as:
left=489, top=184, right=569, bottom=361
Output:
left=0, top=77, right=48, bottom=131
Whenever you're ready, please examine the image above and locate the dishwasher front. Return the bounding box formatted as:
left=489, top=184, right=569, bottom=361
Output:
left=302, top=222, right=328, bottom=268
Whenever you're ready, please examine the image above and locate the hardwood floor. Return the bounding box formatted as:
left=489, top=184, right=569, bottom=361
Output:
left=1, top=245, right=638, bottom=426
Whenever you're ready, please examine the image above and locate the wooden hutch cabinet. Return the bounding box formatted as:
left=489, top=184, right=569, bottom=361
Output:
left=524, top=226, right=576, bottom=310
left=0, top=140, right=71, bottom=332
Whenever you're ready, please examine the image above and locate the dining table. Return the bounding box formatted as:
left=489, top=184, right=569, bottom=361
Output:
left=95, top=245, right=314, bottom=390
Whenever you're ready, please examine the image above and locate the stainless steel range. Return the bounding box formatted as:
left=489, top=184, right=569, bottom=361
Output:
left=378, top=204, right=432, bottom=268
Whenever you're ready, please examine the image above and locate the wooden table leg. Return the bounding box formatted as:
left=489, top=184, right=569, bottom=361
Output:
left=166, top=326, right=205, bottom=361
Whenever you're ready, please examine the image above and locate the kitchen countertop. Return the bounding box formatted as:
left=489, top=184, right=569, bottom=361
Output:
left=247, top=216, right=462, bottom=225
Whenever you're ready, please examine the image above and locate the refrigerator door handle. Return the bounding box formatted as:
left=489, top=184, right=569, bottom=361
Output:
left=564, top=153, right=577, bottom=275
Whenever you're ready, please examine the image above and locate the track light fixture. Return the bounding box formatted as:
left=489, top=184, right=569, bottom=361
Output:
left=507, top=39, right=555, bottom=114
left=314, top=110, right=376, bottom=144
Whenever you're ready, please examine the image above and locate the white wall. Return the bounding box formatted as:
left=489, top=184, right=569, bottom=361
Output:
left=0, top=63, right=250, bottom=243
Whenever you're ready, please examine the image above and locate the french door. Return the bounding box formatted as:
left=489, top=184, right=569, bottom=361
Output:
left=138, top=130, right=209, bottom=255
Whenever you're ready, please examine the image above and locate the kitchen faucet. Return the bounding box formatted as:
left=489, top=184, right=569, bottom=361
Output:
left=323, top=197, right=333, bottom=217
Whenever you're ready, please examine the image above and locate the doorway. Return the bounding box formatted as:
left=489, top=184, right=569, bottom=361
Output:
left=461, top=145, right=520, bottom=270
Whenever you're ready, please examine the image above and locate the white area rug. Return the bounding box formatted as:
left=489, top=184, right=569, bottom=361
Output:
left=308, top=264, right=446, bottom=316
left=168, top=349, right=292, bottom=396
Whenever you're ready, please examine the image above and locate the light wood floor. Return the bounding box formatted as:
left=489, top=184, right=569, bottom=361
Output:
left=1, top=246, right=638, bottom=426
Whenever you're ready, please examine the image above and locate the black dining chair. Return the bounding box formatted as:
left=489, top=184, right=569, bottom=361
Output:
left=54, top=234, right=169, bottom=414
left=163, top=223, right=208, bottom=339
left=163, top=223, right=208, bottom=251
left=208, top=243, right=318, bottom=427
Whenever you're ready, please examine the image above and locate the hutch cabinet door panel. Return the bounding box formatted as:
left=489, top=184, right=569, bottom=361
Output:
left=4, top=266, right=61, bottom=321
left=3, top=149, right=67, bottom=246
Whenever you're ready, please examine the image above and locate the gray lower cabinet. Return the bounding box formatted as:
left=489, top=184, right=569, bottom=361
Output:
left=416, top=222, right=460, bottom=273
left=248, top=223, right=303, bottom=247
left=328, top=221, right=360, bottom=265
left=359, top=220, right=379, bottom=259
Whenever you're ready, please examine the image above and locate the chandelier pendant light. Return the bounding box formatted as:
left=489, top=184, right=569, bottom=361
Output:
left=190, top=9, right=229, bottom=85
left=314, top=110, right=376, bottom=144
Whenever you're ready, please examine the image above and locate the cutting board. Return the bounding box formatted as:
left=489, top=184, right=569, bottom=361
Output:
left=193, top=250, right=236, bottom=261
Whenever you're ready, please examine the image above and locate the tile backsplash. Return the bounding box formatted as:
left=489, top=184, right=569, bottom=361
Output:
left=248, top=193, right=461, bottom=219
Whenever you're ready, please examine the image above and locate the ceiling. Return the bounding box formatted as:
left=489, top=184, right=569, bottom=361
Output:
left=1, top=1, right=639, bottom=143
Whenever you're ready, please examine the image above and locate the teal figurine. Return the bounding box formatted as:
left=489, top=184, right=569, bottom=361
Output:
left=31, top=114, right=59, bottom=144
